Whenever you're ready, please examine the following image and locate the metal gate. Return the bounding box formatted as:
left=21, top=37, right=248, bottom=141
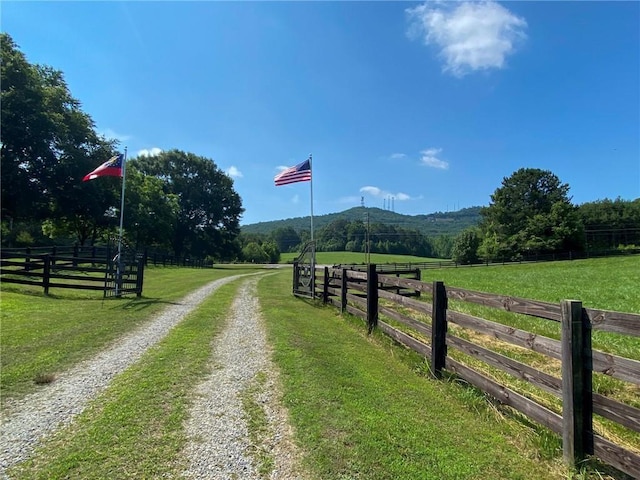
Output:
left=293, top=241, right=315, bottom=298
left=104, top=249, right=144, bottom=298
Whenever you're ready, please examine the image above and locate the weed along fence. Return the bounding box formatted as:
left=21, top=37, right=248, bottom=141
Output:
left=1, top=246, right=144, bottom=297
left=293, top=263, right=640, bottom=477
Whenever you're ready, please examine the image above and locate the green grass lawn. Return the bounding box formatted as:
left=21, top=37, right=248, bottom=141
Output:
left=0, top=265, right=262, bottom=401
left=4, top=258, right=636, bottom=479
left=281, top=251, right=443, bottom=265
left=418, top=255, right=640, bottom=313
left=8, top=278, right=243, bottom=479
left=259, top=269, right=566, bottom=480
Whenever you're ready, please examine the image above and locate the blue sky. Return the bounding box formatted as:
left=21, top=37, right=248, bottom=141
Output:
left=3, top=1, right=639, bottom=225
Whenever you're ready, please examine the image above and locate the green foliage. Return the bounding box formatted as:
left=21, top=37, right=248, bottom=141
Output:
left=270, top=226, right=301, bottom=253
left=8, top=280, right=242, bottom=479
left=242, top=206, right=483, bottom=238
left=578, top=198, right=640, bottom=251
left=451, top=228, right=481, bottom=264
left=1, top=33, right=121, bottom=245
left=242, top=242, right=269, bottom=263
left=132, top=150, right=244, bottom=260
left=259, top=271, right=558, bottom=479
left=123, top=167, right=179, bottom=250
left=481, top=168, right=584, bottom=259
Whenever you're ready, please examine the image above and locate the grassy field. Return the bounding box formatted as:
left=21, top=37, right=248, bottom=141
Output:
left=259, top=269, right=565, bottom=479
left=280, top=251, right=442, bottom=265
left=3, top=257, right=637, bottom=478
left=265, top=257, right=638, bottom=478
left=0, top=265, right=262, bottom=401
left=8, top=279, right=243, bottom=479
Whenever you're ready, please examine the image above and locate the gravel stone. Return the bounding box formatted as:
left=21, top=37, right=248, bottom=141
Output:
left=0, top=273, right=253, bottom=476
left=181, top=277, right=307, bottom=480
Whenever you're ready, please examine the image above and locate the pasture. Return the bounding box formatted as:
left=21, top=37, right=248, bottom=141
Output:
left=2, top=256, right=637, bottom=479
left=280, top=250, right=442, bottom=265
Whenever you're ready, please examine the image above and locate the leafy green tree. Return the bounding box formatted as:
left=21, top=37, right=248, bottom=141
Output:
left=1, top=33, right=121, bottom=245
left=271, top=227, right=301, bottom=253
left=261, top=240, right=281, bottom=263
left=481, top=168, right=582, bottom=258
left=123, top=167, right=179, bottom=249
left=452, top=228, right=481, bottom=264
left=242, top=242, right=269, bottom=263
left=132, top=150, right=243, bottom=260
left=0, top=33, right=113, bottom=219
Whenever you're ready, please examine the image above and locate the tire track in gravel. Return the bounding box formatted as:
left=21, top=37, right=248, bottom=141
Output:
left=0, top=273, right=257, bottom=475
left=182, top=276, right=306, bottom=480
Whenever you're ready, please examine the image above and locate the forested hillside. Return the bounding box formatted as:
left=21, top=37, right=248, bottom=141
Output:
left=241, top=206, right=482, bottom=237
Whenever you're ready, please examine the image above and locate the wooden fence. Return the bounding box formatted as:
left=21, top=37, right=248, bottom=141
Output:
left=296, top=263, right=640, bottom=478
left=1, top=248, right=144, bottom=297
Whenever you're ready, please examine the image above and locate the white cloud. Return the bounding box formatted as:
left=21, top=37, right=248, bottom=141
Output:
left=390, top=153, right=407, bottom=160
left=360, top=186, right=413, bottom=201
left=98, top=128, right=132, bottom=142
left=407, top=1, right=527, bottom=77
left=137, top=147, right=163, bottom=157
left=420, top=147, right=449, bottom=169
left=226, top=166, right=243, bottom=178
left=276, top=165, right=289, bottom=172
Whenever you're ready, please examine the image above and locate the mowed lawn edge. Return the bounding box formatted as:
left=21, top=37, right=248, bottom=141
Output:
left=258, top=270, right=564, bottom=480
left=7, top=277, right=246, bottom=479
left=1, top=265, right=262, bottom=401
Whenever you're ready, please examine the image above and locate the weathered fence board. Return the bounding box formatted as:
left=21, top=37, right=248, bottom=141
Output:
left=378, top=321, right=432, bottom=358
left=446, top=333, right=562, bottom=397
left=593, top=393, right=640, bottom=433
left=446, top=357, right=564, bottom=435
left=586, top=308, right=640, bottom=337
left=593, top=434, right=640, bottom=479
left=446, top=286, right=562, bottom=321
left=378, top=274, right=434, bottom=294
left=300, top=264, right=640, bottom=478
left=447, top=310, right=563, bottom=360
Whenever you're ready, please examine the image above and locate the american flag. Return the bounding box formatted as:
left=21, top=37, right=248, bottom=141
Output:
left=274, top=158, right=312, bottom=186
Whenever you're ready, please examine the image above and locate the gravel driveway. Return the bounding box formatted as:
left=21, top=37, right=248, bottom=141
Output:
left=1, top=272, right=304, bottom=479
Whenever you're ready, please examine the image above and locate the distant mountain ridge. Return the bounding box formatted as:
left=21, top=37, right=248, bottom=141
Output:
left=241, top=206, right=483, bottom=237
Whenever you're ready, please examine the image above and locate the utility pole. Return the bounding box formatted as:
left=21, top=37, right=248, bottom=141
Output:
left=364, top=210, right=371, bottom=265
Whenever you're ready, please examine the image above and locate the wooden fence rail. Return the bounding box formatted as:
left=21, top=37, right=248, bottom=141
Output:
left=293, top=263, right=640, bottom=478
left=1, top=252, right=144, bottom=297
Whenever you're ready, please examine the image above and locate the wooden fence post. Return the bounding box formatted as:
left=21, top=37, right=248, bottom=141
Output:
left=25, top=247, right=31, bottom=272
left=73, top=243, right=79, bottom=267
left=340, top=268, right=348, bottom=313
left=43, top=254, right=51, bottom=295
left=431, top=281, right=448, bottom=378
left=561, top=300, right=593, bottom=466
left=136, top=257, right=145, bottom=297
left=366, top=264, right=378, bottom=334
left=323, top=266, right=329, bottom=304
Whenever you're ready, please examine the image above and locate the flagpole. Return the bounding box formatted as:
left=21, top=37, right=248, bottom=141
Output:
left=309, top=153, right=315, bottom=297
left=116, top=147, right=127, bottom=296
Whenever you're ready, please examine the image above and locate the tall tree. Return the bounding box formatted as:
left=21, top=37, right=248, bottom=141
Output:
left=271, top=226, right=301, bottom=253
left=480, top=168, right=583, bottom=258
left=1, top=33, right=119, bottom=245
left=132, top=150, right=244, bottom=260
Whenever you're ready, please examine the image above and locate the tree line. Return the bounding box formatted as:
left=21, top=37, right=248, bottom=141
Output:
left=450, top=169, right=640, bottom=264
left=1, top=34, right=244, bottom=262
left=241, top=170, right=639, bottom=263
